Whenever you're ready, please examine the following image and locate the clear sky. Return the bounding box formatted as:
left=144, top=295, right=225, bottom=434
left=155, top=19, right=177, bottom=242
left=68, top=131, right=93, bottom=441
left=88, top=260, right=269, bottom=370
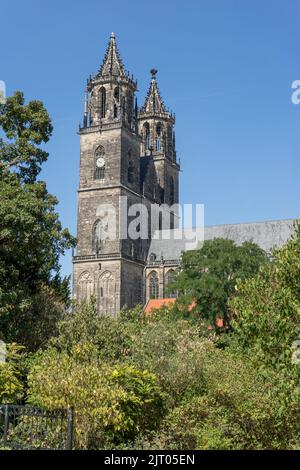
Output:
left=1, top=0, right=299, bottom=277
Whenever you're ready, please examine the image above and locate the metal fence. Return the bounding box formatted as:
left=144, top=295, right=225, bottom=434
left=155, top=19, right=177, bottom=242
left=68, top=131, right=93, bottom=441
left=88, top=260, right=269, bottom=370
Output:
left=0, top=405, right=73, bottom=450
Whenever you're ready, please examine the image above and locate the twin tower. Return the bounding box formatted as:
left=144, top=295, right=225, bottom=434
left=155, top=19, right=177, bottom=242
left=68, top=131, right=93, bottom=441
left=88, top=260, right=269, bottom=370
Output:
left=73, top=33, right=180, bottom=314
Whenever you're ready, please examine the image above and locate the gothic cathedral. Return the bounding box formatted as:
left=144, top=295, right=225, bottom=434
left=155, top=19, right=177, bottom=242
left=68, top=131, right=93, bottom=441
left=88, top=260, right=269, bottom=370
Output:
left=72, top=33, right=180, bottom=314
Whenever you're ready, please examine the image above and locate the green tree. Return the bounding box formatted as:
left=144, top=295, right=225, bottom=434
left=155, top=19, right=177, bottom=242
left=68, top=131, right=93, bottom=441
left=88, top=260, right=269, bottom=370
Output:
left=170, top=238, right=268, bottom=326
left=230, top=221, right=300, bottom=375
left=0, top=92, right=76, bottom=349
left=0, top=91, right=53, bottom=183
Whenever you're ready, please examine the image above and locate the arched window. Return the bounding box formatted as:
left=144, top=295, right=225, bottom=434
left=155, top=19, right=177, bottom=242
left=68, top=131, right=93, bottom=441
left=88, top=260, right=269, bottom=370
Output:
left=127, top=93, right=133, bottom=125
left=159, top=212, right=163, bottom=231
left=95, top=145, right=105, bottom=179
left=114, top=86, right=120, bottom=102
left=100, top=87, right=106, bottom=118
left=167, top=125, right=172, bottom=156
left=149, top=271, right=159, bottom=299
left=93, top=219, right=105, bottom=254
left=114, top=104, right=118, bottom=118
left=169, top=176, right=175, bottom=205
left=78, top=271, right=93, bottom=301
left=97, top=271, right=116, bottom=315
left=156, top=123, right=162, bottom=151
left=165, top=269, right=177, bottom=298
left=127, top=150, right=134, bottom=183
left=143, top=122, right=150, bottom=153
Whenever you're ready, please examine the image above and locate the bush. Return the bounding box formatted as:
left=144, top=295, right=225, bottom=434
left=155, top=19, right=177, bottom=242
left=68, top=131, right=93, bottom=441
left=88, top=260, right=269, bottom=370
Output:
left=138, top=342, right=300, bottom=450
left=230, top=221, right=300, bottom=375
left=0, top=343, right=25, bottom=403
left=27, top=347, right=165, bottom=449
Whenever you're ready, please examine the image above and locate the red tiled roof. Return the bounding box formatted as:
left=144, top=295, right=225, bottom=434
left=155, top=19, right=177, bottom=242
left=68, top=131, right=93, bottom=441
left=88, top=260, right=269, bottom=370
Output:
left=144, top=298, right=177, bottom=314
left=144, top=298, right=224, bottom=328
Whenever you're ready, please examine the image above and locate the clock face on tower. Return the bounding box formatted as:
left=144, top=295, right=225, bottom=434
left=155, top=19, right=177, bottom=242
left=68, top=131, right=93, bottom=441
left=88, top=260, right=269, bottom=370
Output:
left=96, top=157, right=105, bottom=168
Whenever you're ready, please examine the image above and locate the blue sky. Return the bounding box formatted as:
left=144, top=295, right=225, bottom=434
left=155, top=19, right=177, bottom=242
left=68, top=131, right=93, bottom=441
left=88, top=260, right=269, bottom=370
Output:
left=1, top=0, right=299, bottom=277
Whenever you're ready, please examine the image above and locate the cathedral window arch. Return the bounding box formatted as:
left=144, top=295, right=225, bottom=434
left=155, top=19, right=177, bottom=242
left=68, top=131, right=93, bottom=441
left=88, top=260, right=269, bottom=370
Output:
left=127, top=150, right=134, bottom=184
left=97, top=270, right=116, bottom=315
left=114, top=86, right=120, bottom=102
left=156, top=123, right=162, bottom=151
left=143, top=122, right=150, bottom=153
left=78, top=271, right=93, bottom=301
left=114, top=105, right=118, bottom=119
left=95, top=145, right=105, bottom=179
left=93, top=218, right=106, bottom=254
left=100, top=86, right=106, bottom=118
left=149, top=271, right=159, bottom=299
left=127, top=92, right=133, bottom=125
left=167, top=125, right=173, bottom=156
left=169, top=176, right=175, bottom=205
left=165, top=269, right=177, bottom=298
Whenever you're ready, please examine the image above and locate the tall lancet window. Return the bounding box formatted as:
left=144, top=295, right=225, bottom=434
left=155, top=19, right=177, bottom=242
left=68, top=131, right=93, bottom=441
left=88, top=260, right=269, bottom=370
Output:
left=156, top=123, right=162, bottom=151
left=114, top=86, right=120, bottom=102
left=127, top=93, right=133, bottom=125
left=127, top=150, right=134, bottom=184
left=114, top=86, right=119, bottom=119
left=149, top=271, right=159, bottom=299
left=143, top=122, right=150, bottom=153
left=100, top=87, right=106, bottom=118
left=93, top=219, right=106, bottom=254
left=169, top=176, right=175, bottom=205
left=95, top=146, right=105, bottom=179
left=165, top=269, right=177, bottom=298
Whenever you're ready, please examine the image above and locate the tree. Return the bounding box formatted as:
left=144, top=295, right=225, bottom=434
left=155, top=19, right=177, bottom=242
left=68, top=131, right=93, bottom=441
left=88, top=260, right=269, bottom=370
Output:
left=0, top=92, right=76, bottom=349
left=0, top=91, right=53, bottom=183
left=230, top=221, right=300, bottom=375
left=170, top=238, right=269, bottom=326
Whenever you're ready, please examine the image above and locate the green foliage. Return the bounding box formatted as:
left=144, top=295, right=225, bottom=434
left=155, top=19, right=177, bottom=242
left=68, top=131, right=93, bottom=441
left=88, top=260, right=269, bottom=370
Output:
left=0, top=91, right=53, bottom=183
left=36, top=299, right=300, bottom=450
left=51, top=299, right=133, bottom=362
left=230, top=221, right=300, bottom=374
left=0, top=92, right=76, bottom=350
left=0, top=343, right=25, bottom=403
left=138, top=343, right=300, bottom=450
left=171, top=238, right=268, bottom=326
left=0, top=178, right=75, bottom=349
left=0, top=212, right=298, bottom=449
left=27, top=347, right=165, bottom=449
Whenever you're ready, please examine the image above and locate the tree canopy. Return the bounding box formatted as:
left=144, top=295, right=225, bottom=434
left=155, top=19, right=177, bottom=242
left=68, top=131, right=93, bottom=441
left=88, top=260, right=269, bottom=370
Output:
left=0, top=91, right=53, bottom=183
left=0, top=92, right=76, bottom=349
left=170, top=238, right=269, bottom=326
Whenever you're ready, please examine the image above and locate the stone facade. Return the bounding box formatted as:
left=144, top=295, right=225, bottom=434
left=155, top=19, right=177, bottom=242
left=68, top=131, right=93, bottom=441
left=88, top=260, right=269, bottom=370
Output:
left=73, top=33, right=296, bottom=312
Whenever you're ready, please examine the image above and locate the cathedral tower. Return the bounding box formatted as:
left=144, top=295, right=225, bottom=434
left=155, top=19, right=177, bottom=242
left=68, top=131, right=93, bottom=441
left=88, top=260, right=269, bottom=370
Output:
left=73, top=34, right=180, bottom=313
left=138, top=69, right=180, bottom=227
left=73, top=33, right=144, bottom=314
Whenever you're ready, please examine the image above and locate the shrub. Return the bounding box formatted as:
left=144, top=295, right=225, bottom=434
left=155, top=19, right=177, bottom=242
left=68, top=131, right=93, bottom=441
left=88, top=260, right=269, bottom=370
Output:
left=139, top=342, right=300, bottom=450
left=27, top=347, right=165, bottom=449
left=230, top=221, right=300, bottom=375
left=0, top=343, right=25, bottom=403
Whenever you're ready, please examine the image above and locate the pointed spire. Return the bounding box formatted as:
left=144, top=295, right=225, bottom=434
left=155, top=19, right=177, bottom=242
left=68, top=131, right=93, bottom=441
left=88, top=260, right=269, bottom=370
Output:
left=140, top=69, right=167, bottom=114
left=98, top=32, right=127, bottom=78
